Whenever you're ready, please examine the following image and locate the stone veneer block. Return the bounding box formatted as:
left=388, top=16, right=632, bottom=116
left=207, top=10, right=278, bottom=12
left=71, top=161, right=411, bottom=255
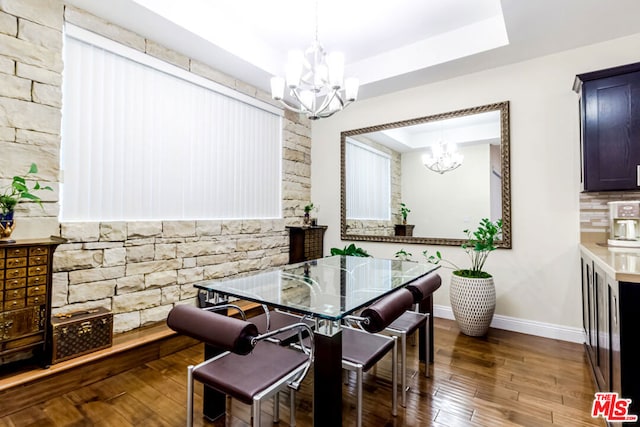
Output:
left=161, top=285, right=180, bottom=304
left=125, top=259, right=181, bottom=276
left=236, top=238, right=262, bottom=251
left=204, top=262, right=239, bottom=280
left=127, top=221, right=162, bottom=238
left=177, top=241, right=234, bottom=258
left=126, top=244, right=154, bottom=263
left=222, top=221, right=243, bottom=235
left=116, top=275, right=145, bottom=294
left=154, top=243, right=177, bottom=260
left=17, top=18, right=62, bottom=50
left=69, top=279, right=116, bottom=303
left=51, top=272, right=68, bottom=307
left=112, top=288, right=161, bottom=313
left=61, top=222, right=100, bottom=242
left=162, top=221, right=196, bottom=237
left=113, top=311, right=141, bottom=334
left=15, top=128, right=59, bottom=146
left=140, top=304, right=172, bottom=327
left=15, top=61, right=61, bottom=85
left=100, top=222, right=127, bottom=241
left=0, top=72, right=31, bottom=100
left=32, top=82, right=62, bottom=107
left=180, top=284, right=199, bottom=300
left=196, top=220, right=222, bottom=236
left=103, top=247, right=126, bottom=267
left=189, top=59, right=236, bottom=89
left=177, top=267, right=204, bottom=285
left=0, top=0, right=63, bottom=29
left=145, top=270, right=176, bottom=289
left=53, top=249, right=103, bottom=272
left=145, top=39, right=189, bottom=70
left=68, top=266, right=125, bottom=285
left=0, top=10, right=17, bottom=36
left=0, top=97, right=60, bottom=134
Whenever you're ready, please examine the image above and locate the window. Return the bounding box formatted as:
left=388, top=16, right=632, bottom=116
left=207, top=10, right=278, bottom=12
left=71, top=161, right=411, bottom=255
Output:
left=345, top=138, right=391, bottom=220
left=61, top=24, right=282, bottom=221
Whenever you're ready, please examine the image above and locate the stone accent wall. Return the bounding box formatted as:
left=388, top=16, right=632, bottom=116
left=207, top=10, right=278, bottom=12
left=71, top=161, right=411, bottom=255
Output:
left=580, top=191, right=640, bottom=233
left=1, top=2, right=311, bottom=333
left=0, top=0, right=63, bottom=237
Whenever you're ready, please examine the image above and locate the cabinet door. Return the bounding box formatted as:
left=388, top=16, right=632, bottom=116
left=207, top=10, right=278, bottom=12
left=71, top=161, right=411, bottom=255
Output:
left=593, top=264, right=610, bottom=391
left=582, top=71, right=640, bottom=191
left=609, top=279, right=620, bottom=395
left=582, top=258, right=597, bottom=360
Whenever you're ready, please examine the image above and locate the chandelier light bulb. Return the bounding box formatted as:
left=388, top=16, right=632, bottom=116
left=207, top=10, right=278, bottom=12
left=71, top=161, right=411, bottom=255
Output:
left=423, top=141, right=464, bottom=174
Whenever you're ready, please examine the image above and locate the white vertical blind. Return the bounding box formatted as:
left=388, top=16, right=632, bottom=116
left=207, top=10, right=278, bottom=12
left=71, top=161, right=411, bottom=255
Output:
left=345, top=139, right=391, bottom=220
left=61, top=28, right=282, bottom=221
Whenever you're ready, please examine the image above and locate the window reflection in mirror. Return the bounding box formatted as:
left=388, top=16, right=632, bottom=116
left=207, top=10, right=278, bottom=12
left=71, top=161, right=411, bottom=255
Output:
left=340, top=101, right=511, bottom=248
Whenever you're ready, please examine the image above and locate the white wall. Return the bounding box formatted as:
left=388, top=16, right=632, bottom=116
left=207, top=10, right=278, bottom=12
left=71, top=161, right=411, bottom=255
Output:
left=311, top=32, right=640, bottom=334
left=402, top=143, right=490, bottom=238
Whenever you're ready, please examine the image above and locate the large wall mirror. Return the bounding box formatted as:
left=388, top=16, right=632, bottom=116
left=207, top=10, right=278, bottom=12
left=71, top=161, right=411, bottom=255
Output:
left=340, top=101, right=511, bottom=248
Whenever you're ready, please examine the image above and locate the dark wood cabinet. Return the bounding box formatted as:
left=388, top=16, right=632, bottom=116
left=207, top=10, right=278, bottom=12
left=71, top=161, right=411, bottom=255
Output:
left=581, top=250, right=640, bottom=417
left=574, top=62, right=640, bottom=192
left=1, top=238, right=64, bottom=367
left=287, top=226, right=327, bottom=264
left=394, top=224, right=415, bottom=237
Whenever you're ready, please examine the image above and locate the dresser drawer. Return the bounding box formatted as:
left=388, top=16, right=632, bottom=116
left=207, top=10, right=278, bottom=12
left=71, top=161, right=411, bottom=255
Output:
left=6, top=248, right=27, bottom=258
left=27, top=296, right=45, bottom=306
left=28, top=265, right=47, bottom=276
left=27, top=275, right=47, bottom=286
left=0, top=259, right=4, bottom=269
left=6, top=257, right=27, bottom=269
left=4, top=299, right=26, bottom=311
left=28, top=255, right=48, bottom=266
left=29, top=246, right=49, bottom=257
left=5, top=288, right=26, bottom=300
left=0, top=248, right=5, bottom=259
left=5, top=268, right=26, bottom=279
left=27, top=285, right=46, bottom=296
left=5, top=278, right=26, bottom=290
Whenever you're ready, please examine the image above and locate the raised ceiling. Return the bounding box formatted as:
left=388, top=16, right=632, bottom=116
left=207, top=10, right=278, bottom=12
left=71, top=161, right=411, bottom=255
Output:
left=65, top=0, right=640, bottom=99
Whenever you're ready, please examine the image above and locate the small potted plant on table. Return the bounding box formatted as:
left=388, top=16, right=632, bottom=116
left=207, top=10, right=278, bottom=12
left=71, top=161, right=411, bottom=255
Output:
left=1, top=163, right=52, bottom=242
left=395, top=202, right=414, bottom=236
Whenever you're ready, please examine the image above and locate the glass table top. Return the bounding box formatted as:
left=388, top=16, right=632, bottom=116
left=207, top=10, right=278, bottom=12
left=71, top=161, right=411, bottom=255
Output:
left=195, top=255, right=439, bottom=321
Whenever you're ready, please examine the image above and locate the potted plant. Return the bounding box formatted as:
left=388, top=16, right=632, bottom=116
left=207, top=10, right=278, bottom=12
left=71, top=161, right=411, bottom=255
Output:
left=424, top=218, right=503, bottom=336
left=399, top=202, right=410, bottom=224
left=395, top=203, right=415, bottom=236
left=1, top=163, right=52, bottom=241
left=330, top=243, right=371, bottom=257
left=303, top=202, right=314, bottom=226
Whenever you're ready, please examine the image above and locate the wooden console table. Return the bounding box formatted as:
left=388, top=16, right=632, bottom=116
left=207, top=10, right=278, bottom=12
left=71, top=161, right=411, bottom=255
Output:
left=286, top=225, right=327, bottom=264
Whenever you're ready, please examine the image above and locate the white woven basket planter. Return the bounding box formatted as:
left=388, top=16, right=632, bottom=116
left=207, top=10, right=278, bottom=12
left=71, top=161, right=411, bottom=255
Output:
left=449, top=274, right=496, bottom=336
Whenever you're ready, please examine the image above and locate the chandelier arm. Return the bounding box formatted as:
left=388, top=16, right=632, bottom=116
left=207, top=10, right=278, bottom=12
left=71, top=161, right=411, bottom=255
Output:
left=313, top=88, right=341, bottom=116
left=275, top=97, right=307, bottom=114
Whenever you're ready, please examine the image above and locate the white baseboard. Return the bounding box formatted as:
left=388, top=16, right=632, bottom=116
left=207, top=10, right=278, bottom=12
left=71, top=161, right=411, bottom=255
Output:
left=433, top=305, right=586, bottom=344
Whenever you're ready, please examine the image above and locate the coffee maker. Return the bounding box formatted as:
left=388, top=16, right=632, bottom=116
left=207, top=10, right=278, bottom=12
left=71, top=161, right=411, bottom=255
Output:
left=608, top=201, right=640, bottom=247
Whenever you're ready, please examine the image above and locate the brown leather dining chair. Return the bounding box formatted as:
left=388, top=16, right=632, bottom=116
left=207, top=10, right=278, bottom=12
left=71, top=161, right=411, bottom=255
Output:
left=384, top=273, right=442, bottom=407
left=340, top=287, right=415, bottom=427
left=167, top=304, right=314, bottom=427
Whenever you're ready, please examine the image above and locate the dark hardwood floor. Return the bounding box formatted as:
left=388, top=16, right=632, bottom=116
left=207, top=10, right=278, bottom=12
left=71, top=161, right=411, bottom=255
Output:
left=0, top=318, right=604, bottom=426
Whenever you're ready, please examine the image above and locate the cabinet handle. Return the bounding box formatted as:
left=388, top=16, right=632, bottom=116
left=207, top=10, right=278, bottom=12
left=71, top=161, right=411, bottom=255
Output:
left=637, top=165, right=640, bottom=186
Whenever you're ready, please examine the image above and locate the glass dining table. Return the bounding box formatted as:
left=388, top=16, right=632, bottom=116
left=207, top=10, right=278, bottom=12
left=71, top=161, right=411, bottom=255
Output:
left=194, top=255, right=439, bottom=426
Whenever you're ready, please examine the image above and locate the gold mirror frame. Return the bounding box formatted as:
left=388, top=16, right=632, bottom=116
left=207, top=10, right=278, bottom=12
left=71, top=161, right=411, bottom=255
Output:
left=340, top=101, right=511, bottom=248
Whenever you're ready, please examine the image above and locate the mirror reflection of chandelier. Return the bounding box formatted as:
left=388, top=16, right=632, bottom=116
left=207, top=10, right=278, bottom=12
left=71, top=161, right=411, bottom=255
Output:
left=422, top=141, right=464, bottom=174
left=269, top=2, right=359, bottom=120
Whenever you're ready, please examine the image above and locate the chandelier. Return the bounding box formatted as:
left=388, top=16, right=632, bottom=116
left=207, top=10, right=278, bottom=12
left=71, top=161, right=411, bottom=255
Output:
left=422, top=141, right=464, bottom=174
left=270, top=3, right=359, bottom=120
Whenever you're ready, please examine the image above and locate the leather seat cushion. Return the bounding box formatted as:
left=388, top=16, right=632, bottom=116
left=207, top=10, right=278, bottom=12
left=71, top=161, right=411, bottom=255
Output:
left=341, top=328, right=394, bottom=372
left=387, top=311, right=428, bottom=335
left=193, top=341, right=308, bottom=405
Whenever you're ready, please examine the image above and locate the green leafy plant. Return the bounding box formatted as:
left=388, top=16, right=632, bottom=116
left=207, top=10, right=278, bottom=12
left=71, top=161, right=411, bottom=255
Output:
left=423, top=218, right=503, bottom=278
left=1, top=163, right=52, bottom=216
left=330, top=243, right=371, bottom=257
left=304, top=202, right=314, bottom=214
left=394, top=249, right=413, bottom=261
left=399, top=202, right=411, bottom=224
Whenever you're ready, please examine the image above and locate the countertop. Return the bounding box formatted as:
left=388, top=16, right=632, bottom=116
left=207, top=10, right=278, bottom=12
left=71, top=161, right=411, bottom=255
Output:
left=581, top=242, right=640, bottom=283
